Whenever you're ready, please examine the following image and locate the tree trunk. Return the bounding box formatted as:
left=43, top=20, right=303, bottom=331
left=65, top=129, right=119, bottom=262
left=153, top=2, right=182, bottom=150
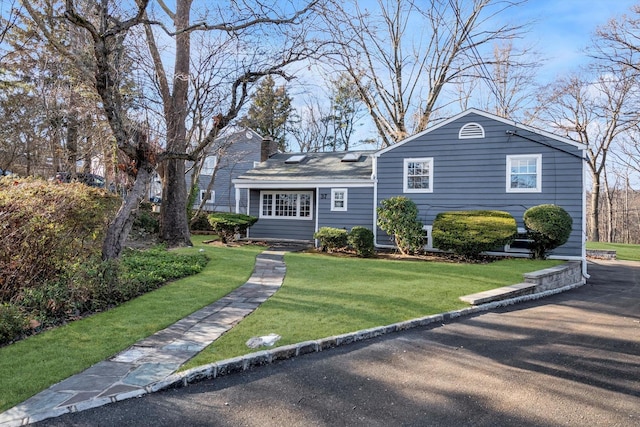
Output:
left=102, top=164, right=153, bottom=260
left=589, top=176, right=600, bottom=242
left=159, top=0, right=193, bottom=248
left=160, top=159, right=192, bottom=246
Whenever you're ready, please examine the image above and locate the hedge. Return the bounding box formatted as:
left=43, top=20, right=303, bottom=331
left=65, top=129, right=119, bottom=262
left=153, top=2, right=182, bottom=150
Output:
left=432, top=210, right=517, bottom=258
left=208, top=212, right=258, bottom=243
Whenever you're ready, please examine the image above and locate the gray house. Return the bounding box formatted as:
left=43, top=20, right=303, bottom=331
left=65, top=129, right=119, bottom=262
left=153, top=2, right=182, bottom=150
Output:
left=188, top=128, right=277, bottom=213
left=233, top=109, right=586, bottom=263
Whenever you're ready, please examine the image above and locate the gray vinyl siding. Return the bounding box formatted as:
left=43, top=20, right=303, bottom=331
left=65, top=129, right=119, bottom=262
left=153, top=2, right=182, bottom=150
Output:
left=317, top=186, right=374, bottom=232
left=376, top=113, right=584, bottom=258
left=246, top=189, right=316, bottom=241
left=189, top=132, right=261, bottom=213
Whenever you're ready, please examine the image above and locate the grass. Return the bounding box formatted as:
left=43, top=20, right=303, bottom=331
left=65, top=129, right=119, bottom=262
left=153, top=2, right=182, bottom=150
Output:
left=0, top=240, right=564, bottom=412
left=182, top=253, right=561, bottom=370
left=587, top=241, right=640, bottom=261
left=0, top=236, right=264, bottom=412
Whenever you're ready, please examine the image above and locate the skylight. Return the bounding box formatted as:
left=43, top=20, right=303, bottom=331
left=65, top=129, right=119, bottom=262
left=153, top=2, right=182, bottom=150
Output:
left=341, top=153, right=361, bottom=162
left=285, top=154, right=307, bottom=164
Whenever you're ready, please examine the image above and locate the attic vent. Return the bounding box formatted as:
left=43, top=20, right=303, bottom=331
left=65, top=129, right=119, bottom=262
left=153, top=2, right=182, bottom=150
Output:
left=458, top=122, right=485, bottom=139
left=341, top=153, right=361, bottom=162
left=285, top=154, right=307, bottom=164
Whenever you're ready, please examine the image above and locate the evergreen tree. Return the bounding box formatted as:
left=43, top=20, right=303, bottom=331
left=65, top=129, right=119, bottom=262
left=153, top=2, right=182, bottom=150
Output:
left=241, top=75, right=292, bottom=151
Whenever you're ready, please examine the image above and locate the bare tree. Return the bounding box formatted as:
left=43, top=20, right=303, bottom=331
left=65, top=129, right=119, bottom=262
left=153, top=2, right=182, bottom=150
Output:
left=288, top=97, right=333, bottom=152
left=22, top=0, right=322, bottom=258
left=457, top=41, right=541, bottom=121
left=591, top=5, right=640, bottom=73
left=322, top=0, right=527, bottom=146
left=535, top=71, right=640, bottom=242
left=141, top=0, right=321, bottom=248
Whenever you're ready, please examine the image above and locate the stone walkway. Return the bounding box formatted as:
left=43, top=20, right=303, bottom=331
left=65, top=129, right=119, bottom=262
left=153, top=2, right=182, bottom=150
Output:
left=1, top=247, right=296, bottom=426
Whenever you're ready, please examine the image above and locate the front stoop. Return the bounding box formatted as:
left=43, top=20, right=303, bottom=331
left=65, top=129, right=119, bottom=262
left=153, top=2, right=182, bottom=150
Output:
left=460, top=261, right=583, bottom=305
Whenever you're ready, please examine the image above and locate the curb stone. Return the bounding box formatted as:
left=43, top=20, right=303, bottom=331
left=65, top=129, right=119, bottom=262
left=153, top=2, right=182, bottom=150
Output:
left=150, top=279, right=586, bottom=393
left=0, top=261, right=585, bottom=427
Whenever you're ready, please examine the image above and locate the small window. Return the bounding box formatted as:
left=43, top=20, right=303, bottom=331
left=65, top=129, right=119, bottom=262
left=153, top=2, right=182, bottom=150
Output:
left=507, top=154, right=542, bottom=193
left=403, top=157, right=433, bottom=193
left=506, top=227, right=533, bottom=253
left=459, top=123, right=485, bottom=139
left=202, top=155, right=217, bottom=175
left=331, top=188, right=348, bottom=211
left=200, top=190, right=215, bottom=203
left=422, top=225, right=433, bottom=249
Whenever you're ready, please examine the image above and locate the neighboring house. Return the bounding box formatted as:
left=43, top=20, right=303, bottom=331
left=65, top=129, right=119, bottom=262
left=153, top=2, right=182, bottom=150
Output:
left=188, top=128, right=277, bottom=213
left=233, top=109, right=587, bottom=264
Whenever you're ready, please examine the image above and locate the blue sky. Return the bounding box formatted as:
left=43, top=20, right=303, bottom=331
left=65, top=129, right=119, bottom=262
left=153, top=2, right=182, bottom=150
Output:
left=514, top=0, right=638, bottom=82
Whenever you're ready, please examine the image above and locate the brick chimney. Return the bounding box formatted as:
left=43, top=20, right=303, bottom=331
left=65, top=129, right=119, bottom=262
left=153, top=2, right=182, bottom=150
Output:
left=260, top=136, right=278, bottom=162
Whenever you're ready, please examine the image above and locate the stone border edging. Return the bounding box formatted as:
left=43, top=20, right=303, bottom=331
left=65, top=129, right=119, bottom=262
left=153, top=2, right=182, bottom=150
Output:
left=3, top=280, right=585, bottom=427
left=148, top=278, right=586, bottom=395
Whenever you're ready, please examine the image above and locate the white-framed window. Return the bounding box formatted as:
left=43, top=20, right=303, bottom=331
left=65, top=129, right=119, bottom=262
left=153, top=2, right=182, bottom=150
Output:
left=202, top=155, right=217, bottom=175
left=260, top=191, right=313, bottom=220
left=507, top=154, right=542, bottom=193
left=403, top=157, right=433, bottom=193
left=331, top=188, right=348, bottom=211
left=200, top=190, right=215, bottom=204
left=422, top=225, right=433, bottom=249
left=200, top=190, right=216, bottom=204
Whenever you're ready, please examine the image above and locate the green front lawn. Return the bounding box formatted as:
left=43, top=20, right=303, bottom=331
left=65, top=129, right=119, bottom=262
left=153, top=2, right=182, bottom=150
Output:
left=1, top=238, right=561, bottom=412
left=0, top=237, right=264, bottom=412
left=182, top=252, right=561, bottom=370
left=587, top=241, right=640, bottom=261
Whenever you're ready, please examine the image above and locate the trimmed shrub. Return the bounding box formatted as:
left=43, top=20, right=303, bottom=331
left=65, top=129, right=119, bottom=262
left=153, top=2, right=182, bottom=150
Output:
left=208, top=212, right=258, bottom=243
left=348, top=226, right=375, bottom=257
left=0, top=303, right=26, bottom=345
left=432, top=210, right=517, bottom=259
left=0, top=177, right=120, bottom=302
left=376, top=196, right=424, bottom=255
left=314, top=227, right=348, bottom=252
left=190, top=212, right=214, bottom=232
left=524, top=204, right=573, bottom=259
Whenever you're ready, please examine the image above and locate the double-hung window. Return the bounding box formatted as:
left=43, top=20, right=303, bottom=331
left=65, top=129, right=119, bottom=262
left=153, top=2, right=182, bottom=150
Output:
left=507, top=154, right=541, bottom=193
left=200, top=190, right=214, bottom=204
left=260, top=191, right=313, bottom=219
left=403, top=158, right=433, bottom=193
left=201, top=155, right=217, bottom=175
left=331, top=188, right=348, bottom=211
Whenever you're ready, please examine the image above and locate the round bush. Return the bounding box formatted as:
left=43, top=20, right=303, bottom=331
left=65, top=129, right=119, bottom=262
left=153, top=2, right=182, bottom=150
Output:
left=376, top=196, right=424, bottom=255
left=314, top=227, right=348, bottom=252
left=524, top=204, right=573, bottom=259
left=348, top=226, right=375, bottom=257
left=432, top=210, right=517, bottom=259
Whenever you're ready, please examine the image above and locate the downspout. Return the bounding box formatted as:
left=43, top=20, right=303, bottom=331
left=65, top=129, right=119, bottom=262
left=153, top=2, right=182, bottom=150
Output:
left=581, top=150, right=590, bottom=280
left=372, top=154, right=380, bottom=248
left=246, top=189, right=251, bottom=238
left=315, top=187, right=320, bottom=248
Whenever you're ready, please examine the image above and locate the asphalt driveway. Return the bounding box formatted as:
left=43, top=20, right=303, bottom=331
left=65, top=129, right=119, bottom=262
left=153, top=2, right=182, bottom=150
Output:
left=36, top=259, right=640, bottom=427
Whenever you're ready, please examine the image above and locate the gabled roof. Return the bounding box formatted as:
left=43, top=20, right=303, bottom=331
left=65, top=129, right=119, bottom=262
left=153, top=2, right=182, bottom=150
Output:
left=375, top=108, right=586, bottom=156
left=234, top=151, right=375, bottom=187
